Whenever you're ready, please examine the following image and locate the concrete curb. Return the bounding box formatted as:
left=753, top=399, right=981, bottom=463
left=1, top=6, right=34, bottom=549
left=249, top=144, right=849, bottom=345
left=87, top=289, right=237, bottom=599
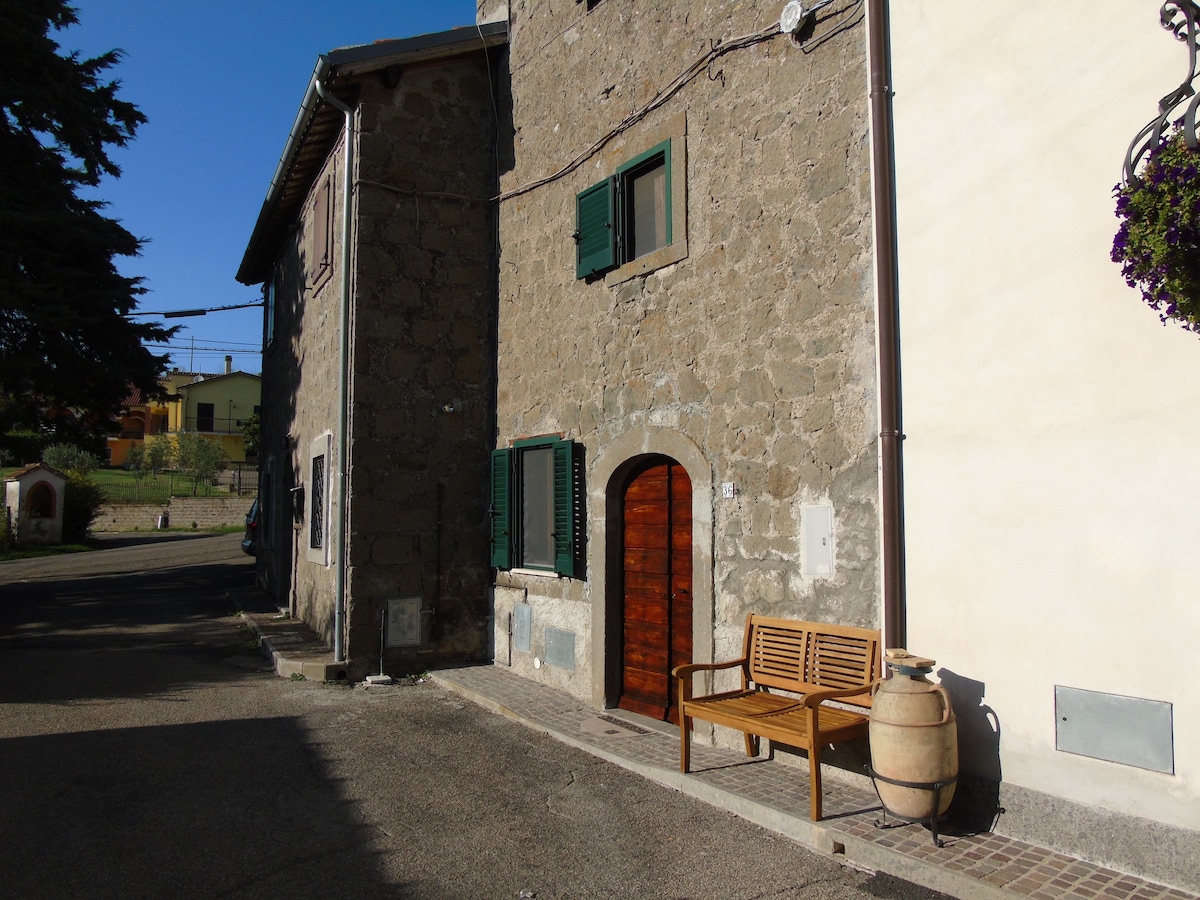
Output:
left=240, top=611, right=366, bottom=683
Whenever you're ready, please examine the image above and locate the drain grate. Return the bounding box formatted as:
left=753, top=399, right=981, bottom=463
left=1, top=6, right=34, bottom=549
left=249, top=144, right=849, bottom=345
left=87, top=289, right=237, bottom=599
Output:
left=596, top=713, right=651, bottom=735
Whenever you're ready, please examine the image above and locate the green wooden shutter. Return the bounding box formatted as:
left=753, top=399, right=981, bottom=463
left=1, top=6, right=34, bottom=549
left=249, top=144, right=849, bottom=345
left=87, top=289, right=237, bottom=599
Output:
left=552, top=440, right=582, bottom=577
left=490, top=448, right=513, bottom=569
left=575, top=178, right=616, bottom=279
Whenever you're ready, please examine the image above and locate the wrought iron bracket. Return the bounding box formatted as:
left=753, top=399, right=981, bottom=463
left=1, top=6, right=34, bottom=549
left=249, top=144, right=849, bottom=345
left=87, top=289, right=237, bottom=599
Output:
left=868, top=766, right=960, bottom=847
left=1124, top=2, right=1200, bottom=185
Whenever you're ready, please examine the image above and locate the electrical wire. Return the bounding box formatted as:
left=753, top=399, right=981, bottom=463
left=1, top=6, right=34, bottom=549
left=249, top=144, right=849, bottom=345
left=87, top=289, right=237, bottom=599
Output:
left=354, top=21, right=783, bottom=209
left=495, top=25, right=780, bottom=202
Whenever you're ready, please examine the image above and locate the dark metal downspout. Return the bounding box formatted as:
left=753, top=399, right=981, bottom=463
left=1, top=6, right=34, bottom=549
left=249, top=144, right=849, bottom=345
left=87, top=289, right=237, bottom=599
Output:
left=867, top=0, right=906, bottom=650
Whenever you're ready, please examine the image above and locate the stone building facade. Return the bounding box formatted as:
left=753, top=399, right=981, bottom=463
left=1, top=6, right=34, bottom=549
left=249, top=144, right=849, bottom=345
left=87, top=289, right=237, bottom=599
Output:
left=487, top=0, right=880, bottom=735
left=238, top=25, right=507, bottom=673
left=234, top=2, right=1200, bottom=888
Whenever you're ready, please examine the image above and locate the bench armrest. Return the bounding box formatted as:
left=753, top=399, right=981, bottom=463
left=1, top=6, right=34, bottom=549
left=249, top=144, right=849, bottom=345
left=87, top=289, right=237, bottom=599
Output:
left=672, top=658, right=748, bottom=702
left=802, top=678, right=885, bottom=708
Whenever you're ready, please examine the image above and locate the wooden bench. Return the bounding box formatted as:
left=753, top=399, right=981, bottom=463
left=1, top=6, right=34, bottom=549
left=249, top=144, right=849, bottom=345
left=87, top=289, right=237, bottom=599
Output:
left=672, top=614, right=882, bottom=821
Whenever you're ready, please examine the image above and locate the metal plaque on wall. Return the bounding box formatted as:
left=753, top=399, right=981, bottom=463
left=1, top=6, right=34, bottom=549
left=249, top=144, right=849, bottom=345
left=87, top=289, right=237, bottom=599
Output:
left=385, top=596, right=422, bottom=648
left=1055, top=685, right=1174, bottom=774
left=545, top=627, right=575, bottom=670
left=513, top=603, right=532, bottom=653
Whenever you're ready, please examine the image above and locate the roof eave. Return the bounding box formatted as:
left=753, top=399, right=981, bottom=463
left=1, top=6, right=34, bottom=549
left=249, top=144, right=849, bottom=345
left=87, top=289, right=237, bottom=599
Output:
left=236, top=21, right=508, bottom=286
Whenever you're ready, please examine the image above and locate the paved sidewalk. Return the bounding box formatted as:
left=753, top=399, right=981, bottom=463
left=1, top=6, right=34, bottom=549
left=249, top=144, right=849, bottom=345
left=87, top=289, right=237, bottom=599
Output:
left=242, top=612, right=1197, bottom=900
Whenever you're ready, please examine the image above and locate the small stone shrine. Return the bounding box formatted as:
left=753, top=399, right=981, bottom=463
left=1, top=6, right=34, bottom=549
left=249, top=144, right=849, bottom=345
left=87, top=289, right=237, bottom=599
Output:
left=4, top=463, right=68, bottom=546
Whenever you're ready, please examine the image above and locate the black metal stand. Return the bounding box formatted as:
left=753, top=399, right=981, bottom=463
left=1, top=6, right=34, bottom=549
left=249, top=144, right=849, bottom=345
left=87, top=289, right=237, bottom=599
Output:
left=868, top=767, right=959, bottom=847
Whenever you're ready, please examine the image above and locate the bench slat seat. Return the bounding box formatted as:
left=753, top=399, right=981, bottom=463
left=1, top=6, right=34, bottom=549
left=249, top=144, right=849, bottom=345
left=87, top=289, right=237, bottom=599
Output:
left=673, top=614, right=881, bottom=821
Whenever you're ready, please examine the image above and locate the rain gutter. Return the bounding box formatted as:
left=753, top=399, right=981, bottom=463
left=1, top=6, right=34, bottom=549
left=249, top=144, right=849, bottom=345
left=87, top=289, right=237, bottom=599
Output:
left=867, top=0, right=906, bottom=650
left=313, top=76, right=354, bottom=666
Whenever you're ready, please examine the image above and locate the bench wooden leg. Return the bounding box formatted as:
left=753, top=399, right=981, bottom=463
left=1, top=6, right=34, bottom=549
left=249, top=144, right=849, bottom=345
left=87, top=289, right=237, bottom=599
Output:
left=809, top=741, right=823, bottom=821
left=680, top=713, right=692, bottom=773
left=744, top=732, right=759, bottom=758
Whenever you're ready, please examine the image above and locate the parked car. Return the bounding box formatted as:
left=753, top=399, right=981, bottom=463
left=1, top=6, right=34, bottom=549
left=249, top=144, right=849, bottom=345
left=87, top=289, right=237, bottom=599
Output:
left=241, top=499, right=260, bottom=556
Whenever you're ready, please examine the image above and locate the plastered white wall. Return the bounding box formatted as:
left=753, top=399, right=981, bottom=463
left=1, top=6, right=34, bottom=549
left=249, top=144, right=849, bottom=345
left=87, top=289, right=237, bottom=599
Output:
left=890, top=2, right=1200, bottom=829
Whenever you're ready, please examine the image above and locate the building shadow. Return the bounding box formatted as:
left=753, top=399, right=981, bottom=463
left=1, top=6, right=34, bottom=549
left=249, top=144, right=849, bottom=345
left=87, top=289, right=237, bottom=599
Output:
left=0, top=717, right=403, bottom=897
left=937, top=668, right=1004, bottom=835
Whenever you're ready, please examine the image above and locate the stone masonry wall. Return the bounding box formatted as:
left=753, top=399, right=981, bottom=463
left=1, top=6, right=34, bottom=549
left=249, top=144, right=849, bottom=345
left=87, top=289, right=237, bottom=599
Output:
left=94, top=497, right=248, bottom=532
left=346, top=51, right=500, bottom=667
left=492, top=1, right=879, bottom=710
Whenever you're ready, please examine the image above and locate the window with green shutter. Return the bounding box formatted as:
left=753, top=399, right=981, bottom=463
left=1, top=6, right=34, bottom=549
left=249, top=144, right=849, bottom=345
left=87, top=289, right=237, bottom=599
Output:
left=490, top=448, right=513, bottom=569
left=575, top=178, right=616, bottom=279
left=575, top=139, right=672, bottom=279
left=490, top=437, right=585, bottom=578
left=552, top=440, right=583, bottom=578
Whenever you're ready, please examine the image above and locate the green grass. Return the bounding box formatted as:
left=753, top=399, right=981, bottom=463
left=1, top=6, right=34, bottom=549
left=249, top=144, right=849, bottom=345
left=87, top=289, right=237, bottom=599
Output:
left=6, top=466, right=244, bottom=503
left=0, top=543, right=93, bottom=562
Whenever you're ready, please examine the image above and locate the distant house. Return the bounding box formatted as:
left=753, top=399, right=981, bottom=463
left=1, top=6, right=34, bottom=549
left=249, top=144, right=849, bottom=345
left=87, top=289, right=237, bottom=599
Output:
left=170, top=370, right=262, bottom=463
left=107, top=357, right=261, bottom=467
left=107, top=384, right=168, bottom=467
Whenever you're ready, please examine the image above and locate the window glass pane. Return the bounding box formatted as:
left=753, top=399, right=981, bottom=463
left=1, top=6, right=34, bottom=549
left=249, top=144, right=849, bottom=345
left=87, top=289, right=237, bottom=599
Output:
left=315, top=177, right=332, bottom=269
left=310, top=454, right=325, bottom=550
left=265, top=278, right=276, bottom=345
left=197, top=403, right=215, bottom=432
left=629, top=161, right=667, bottom=259
left=521, top=446, right=554, bottom=568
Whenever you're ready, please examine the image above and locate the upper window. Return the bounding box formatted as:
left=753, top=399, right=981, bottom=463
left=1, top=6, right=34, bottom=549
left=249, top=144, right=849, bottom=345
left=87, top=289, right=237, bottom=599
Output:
left=196, top=402, right=215, bottom=433
left=575, top=140, right=673, bottom=279
left=311, top=174, right=334, bottom=284
left=264, top=275, right=277, bottom=347
left=490, top=436, right=585, bottom=577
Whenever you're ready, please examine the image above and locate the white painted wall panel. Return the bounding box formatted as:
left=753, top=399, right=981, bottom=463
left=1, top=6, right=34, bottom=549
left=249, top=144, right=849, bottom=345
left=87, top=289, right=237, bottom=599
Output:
left=890, top=1, right=1200, bottom=829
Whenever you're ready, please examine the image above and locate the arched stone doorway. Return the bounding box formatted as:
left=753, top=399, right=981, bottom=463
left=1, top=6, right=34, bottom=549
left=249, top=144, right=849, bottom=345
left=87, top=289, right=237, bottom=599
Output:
left=588, top=427, right=713, bottom=714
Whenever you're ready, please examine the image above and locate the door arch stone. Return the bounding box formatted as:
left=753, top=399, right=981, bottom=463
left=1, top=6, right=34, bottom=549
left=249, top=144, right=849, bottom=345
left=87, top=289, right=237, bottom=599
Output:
left=588, top=427, right=713, bottom=710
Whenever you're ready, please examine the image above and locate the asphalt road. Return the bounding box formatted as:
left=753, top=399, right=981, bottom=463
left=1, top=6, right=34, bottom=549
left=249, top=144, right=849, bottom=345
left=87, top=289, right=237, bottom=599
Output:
left=0, top=533, right=950, bottom=899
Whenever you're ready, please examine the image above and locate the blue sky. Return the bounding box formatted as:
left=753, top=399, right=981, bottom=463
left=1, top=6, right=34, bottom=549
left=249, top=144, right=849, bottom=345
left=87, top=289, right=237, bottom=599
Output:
left=64, top=0, right=480, bottom=375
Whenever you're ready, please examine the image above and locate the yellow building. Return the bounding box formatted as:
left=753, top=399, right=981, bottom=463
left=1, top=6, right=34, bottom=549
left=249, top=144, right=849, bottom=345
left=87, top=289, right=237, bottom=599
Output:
left=108, top=362, right=261, bottom=467
left=171, top=370, right=261, bottom=463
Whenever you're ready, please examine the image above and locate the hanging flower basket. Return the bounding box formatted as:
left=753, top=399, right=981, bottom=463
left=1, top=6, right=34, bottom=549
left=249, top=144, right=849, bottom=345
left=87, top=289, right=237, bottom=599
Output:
left=1112, top=123, right=1200, bottom=333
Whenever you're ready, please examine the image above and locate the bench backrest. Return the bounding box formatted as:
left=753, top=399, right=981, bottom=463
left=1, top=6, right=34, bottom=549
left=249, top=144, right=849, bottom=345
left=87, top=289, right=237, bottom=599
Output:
left=743, top=614, right=881, bottom=709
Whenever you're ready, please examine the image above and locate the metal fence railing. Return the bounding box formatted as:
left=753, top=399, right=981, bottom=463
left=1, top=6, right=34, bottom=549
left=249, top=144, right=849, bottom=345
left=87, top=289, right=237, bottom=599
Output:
left=100, top=466, right=258, bottom=504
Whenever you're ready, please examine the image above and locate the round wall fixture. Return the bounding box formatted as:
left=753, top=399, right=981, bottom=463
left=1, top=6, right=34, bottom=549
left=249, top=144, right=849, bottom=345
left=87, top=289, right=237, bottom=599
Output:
left=780, top=1, right=807, bottom=35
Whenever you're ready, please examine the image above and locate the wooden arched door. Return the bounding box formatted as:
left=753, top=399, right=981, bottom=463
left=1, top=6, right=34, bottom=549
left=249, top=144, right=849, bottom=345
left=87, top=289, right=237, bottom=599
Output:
left=618, top=457, right=692, bottom=723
